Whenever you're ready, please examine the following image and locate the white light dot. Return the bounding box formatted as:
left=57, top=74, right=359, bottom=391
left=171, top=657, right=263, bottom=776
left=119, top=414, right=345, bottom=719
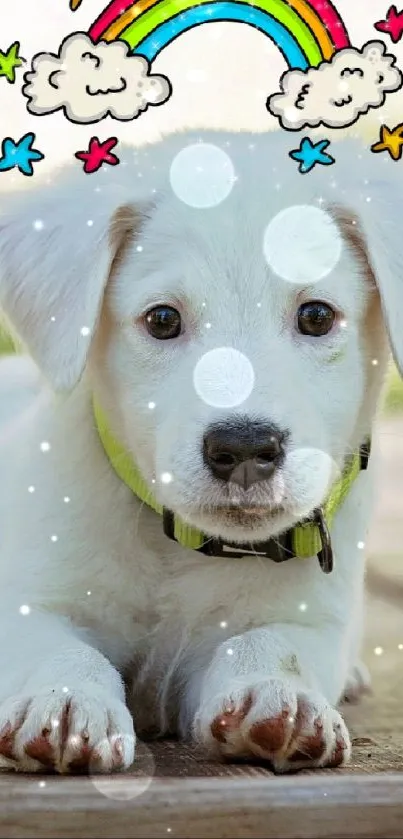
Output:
left=33, top=219, right=44, bottom=231
left=50, top=534, right=58, bottom=543
left=39, top=781, right=46, bottom=788
left=80, top=326, right=91, bottom=337
left=87, top=590, right=91, bottom=596
left=40, top=441, right=51, bottom=452
left=219, top=621, right=228, bottom=628
left=50, top=316, right=56, bottom=322
left=136, top=245, right=143, bottom=252
left=371, top=359, right=378, bottom=366
left=205, top=322, right=212, bottom=330
left=169, top=143, right=235, bottom=208
left=226, top=648, right=234, bottom=656
left=90, top=737, right=154, bottom=800
left=299, top=602, right=308, bottom=612
left=357, top=541, right=365, bottom=550
left=160, top=472, right=173, bottom=484
left=28, top=485, right=35, bottom=493
left=62, top=686, right=69, bottom=693
left=87, top=219, right=94, bottom=227
left=340, top=319, right=348, bottom=329
left=193, top=347, right=255, bottom=409
left=374, top=646, right=383, bottom=656
left=257, top=302, right=262, bottom=308
left=148, top=401, right=156, bottom=410
left=52, top=718, right=60, bottom=729
left=263, top=206, right=342, bottom=284
left=19, top=604, right=30, bottom=615
left=398, top=644, right=403, bottom=651
left=64, top=496, right=70, bottom=503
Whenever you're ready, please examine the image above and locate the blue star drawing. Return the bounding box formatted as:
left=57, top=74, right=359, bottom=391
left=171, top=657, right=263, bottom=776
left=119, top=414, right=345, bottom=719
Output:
left=0, top=132, right=44, bottom=177
left=289, top=137, right=335, bottom=174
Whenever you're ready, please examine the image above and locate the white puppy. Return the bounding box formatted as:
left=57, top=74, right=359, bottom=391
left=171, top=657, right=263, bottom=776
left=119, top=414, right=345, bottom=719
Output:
left=0, top=130, right=400, bottom=774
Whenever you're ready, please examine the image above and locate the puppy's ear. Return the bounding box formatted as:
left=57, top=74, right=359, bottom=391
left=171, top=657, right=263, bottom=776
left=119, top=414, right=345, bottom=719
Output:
left=335, top=150, right=403, bottom=376
left=0, top=176, right=141, bottom=391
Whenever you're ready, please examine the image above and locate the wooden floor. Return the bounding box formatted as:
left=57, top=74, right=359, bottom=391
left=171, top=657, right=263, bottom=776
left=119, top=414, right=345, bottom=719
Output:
left=1, top=419, right=402, bottom=838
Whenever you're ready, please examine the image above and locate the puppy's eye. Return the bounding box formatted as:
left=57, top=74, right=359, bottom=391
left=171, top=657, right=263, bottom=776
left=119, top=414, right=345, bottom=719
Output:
left=144, top=305, right=182, bottom=340
left=296, top=301, right=336, bottom=337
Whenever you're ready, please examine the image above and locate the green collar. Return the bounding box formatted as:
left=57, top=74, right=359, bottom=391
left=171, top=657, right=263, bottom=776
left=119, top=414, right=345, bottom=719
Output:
left=93, top=400, right=370, bottom=575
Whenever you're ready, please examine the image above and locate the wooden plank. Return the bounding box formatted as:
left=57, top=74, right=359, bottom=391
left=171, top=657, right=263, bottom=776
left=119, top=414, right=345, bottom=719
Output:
left=0, top=773, right=402, bottom=838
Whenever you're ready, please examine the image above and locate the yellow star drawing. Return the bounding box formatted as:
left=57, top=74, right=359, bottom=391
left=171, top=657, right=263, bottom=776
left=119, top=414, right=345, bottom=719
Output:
left=371, top=123, right=403, bottom=161
left=69, top=0, right=83, bottom=9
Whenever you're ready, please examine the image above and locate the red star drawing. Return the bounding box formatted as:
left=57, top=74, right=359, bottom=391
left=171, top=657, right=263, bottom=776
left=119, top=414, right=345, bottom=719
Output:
left=75, top=136, right=119, bottom=174
left=374, top=5, right=403, bottom=43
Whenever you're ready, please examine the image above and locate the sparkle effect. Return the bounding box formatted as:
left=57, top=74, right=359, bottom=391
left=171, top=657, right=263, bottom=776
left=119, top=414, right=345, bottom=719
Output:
left=160, top=472, right=173, bottom=484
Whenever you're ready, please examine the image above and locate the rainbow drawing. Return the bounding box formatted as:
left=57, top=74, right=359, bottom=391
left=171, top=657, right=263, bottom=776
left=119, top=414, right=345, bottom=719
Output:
left=88, top=0, right=351, bottom=69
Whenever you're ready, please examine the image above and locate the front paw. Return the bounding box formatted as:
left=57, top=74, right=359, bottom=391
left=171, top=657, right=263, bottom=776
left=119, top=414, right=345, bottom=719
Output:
left=0, top=685, right=135, bottom=774
left=194, top=678, right=351, bottom=773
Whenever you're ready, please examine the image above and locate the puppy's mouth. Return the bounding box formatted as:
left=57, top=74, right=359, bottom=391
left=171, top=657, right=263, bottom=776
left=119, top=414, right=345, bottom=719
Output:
left=202, top=502, right=286, bottom=528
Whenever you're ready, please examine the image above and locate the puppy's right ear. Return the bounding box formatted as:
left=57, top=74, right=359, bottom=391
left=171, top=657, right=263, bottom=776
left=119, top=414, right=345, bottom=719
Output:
left=0, top=175, right=142, bottom=392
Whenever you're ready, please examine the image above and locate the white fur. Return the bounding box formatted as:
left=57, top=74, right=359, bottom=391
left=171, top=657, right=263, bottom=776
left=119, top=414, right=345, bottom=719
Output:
left=0, top=130, right=400, bottom=773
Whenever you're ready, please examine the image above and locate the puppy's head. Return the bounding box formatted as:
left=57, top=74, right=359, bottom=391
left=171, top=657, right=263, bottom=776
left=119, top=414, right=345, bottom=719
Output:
left=0, top=132, right=401, bottom=543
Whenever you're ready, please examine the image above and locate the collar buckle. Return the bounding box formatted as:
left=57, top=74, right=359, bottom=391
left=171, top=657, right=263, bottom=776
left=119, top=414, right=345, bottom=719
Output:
left=197, top=530, right=294, bottom=562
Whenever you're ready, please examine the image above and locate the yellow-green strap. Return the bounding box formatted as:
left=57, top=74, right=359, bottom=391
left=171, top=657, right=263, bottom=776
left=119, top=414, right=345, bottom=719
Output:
left=94, top=399, right=362, bottom=559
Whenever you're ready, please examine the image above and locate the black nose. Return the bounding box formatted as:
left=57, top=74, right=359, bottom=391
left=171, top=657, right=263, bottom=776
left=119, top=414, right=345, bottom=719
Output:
left=203, top=419, right=287, bottom=490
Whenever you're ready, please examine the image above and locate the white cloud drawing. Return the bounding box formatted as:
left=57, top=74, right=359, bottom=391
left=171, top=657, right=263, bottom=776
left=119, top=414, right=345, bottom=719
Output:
left=22, top=32, right=171, bottom=124
left=267, top=40, right=402, bottom=130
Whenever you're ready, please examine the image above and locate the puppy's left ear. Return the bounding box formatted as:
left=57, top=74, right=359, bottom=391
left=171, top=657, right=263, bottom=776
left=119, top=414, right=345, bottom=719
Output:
left=337, top=158, right=403, bottom=376
left=0, top=177, right=141, bottom=392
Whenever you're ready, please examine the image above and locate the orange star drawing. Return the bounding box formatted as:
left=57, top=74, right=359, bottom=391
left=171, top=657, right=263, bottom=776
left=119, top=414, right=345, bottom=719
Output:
left=69, top=0, right=83, bottom=9
left=371, top=123, right=403, bottom=160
